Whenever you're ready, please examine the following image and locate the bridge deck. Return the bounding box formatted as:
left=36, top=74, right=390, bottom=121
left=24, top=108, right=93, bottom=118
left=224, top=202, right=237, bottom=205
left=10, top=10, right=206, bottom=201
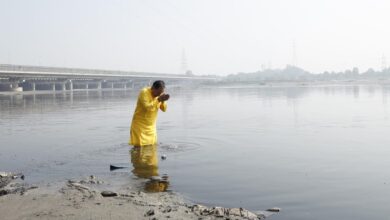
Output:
left=0, top=64, right=209, bottom=80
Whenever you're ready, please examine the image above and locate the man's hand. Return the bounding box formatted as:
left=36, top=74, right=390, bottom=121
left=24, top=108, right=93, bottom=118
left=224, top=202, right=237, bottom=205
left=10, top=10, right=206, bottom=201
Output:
left=158, top=94, right=170, bottom=102
left=163, top=94, right=170, bottom=101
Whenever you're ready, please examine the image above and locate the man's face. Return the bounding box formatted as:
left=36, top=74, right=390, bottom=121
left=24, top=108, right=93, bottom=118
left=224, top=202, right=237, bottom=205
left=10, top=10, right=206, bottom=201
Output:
left=151, top=87, right=164, bottom=97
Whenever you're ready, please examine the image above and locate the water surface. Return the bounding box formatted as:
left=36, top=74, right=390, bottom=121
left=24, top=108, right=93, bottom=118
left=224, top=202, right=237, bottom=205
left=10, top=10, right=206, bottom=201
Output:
left=1, top=85, right=390, bottom=220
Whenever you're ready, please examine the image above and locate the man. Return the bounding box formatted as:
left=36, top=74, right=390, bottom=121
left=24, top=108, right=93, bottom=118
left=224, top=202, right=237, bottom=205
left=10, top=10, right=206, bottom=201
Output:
left=129, top=80, right=170, bottom=147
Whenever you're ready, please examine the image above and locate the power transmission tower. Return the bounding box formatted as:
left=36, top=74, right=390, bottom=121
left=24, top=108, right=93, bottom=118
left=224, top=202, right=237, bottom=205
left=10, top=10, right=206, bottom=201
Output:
left=382, top=54, right=387, bottom=71
left=180, top=48, right=188, bottom=74
left=292, top=39, right=297, bottom=67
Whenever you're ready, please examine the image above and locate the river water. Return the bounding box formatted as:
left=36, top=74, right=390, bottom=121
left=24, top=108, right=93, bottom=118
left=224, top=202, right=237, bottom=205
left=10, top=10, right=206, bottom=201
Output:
left=1, top=84, right=390, bottom=220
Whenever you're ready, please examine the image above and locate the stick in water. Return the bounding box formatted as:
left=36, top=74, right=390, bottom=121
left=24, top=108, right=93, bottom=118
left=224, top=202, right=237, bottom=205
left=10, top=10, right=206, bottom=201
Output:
left=109, top=164, right=129, bottom=171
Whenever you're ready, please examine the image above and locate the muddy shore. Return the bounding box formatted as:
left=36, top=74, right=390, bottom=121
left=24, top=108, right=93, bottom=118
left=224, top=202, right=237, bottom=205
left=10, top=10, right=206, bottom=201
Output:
left=0, top=173, right=278, bottom=220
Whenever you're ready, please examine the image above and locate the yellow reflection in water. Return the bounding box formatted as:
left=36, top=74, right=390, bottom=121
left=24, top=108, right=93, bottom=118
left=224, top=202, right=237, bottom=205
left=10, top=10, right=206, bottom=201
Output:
left=130, top=145, right=169, bottom=192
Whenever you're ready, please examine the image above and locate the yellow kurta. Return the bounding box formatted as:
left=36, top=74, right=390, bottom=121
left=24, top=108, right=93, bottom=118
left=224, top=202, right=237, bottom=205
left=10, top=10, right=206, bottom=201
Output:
left=129, top=87, right=167, bottom=146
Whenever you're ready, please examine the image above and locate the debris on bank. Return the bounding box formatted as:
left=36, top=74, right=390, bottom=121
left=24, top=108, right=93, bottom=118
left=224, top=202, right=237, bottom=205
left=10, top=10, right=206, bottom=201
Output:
left=0, top=171, right=36, bottom=196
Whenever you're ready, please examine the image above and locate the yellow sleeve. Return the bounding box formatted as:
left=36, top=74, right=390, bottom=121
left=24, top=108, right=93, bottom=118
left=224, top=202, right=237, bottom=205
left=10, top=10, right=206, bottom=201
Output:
left=159, top=101, right=167, bottom=112
left=139, top=89, right=159, bottom=111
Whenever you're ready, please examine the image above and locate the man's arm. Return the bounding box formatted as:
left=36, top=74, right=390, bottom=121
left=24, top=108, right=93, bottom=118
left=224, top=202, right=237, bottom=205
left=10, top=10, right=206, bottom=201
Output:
left=159, top=101, right=167, bottom=112
left=159, top=94, right=169, bottom=112
left=139, top=90, right=159, bottom=111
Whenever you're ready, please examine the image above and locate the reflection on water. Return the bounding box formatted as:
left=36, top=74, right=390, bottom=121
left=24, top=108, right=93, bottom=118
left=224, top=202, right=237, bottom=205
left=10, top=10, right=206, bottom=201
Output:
left=130, top=145, right=169, bottom=192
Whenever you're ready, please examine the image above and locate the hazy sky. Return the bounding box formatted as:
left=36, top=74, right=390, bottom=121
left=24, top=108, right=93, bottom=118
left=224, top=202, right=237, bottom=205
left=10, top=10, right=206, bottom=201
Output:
left=1, top=0, right=389, bottom=75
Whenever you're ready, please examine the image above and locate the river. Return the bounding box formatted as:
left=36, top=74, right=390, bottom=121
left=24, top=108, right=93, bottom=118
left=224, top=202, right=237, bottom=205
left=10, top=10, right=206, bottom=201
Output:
left=1, top=84, right=390, bottom=220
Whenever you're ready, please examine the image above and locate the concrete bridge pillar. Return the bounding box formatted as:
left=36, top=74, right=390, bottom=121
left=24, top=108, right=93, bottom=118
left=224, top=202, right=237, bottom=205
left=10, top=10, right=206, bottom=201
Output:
left=69, top=81, right=73, bottom=91
left=97, top=81, right=102, bottom=90
left=124, top=83, right=127, bottom=90
left=52, top=83, right=56, bottom=91
left=85, top=84, right=89, bottom=89
left=110, top=82, right=114, bottom=89
left=31, top=82, right=36, bottom=91
left=61, top=83, right=66, bottom=91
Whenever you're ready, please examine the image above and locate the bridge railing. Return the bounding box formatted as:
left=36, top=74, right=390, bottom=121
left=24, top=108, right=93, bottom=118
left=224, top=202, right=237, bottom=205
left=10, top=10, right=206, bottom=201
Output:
left=0, top=64, right=180, bottom=77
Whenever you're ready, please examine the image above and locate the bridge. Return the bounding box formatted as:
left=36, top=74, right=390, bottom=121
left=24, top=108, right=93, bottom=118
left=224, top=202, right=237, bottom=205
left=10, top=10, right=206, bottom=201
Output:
left=0, top=64, right=215, bottom=92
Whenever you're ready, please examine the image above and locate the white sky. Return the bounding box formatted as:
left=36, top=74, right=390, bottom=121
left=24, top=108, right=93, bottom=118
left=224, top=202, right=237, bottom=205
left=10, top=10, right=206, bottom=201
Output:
left=1, top=0, right=389, bottom=75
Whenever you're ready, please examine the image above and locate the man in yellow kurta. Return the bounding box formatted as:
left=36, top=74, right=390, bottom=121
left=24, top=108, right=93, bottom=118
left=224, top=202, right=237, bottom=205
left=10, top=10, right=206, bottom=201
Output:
left=129, top=80, right=169, bottom=147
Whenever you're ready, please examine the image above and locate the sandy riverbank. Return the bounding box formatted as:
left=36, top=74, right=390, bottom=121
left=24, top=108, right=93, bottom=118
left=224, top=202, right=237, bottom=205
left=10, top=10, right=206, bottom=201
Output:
left=0, top=174, right=278, bottom=220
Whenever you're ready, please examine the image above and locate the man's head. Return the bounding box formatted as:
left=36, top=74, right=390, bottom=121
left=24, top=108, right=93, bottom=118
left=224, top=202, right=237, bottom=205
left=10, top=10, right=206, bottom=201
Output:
left=151, top=80, right=165, bottom=97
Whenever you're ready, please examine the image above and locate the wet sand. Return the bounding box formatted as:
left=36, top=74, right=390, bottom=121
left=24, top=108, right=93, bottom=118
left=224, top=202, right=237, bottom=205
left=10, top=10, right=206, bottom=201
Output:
left=0, top=175, right=275, bottom=220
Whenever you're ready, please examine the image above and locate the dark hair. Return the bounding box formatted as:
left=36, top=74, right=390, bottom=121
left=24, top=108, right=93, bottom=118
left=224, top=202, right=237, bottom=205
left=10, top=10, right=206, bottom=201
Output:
left=152, top=80, right=165, bottom=89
